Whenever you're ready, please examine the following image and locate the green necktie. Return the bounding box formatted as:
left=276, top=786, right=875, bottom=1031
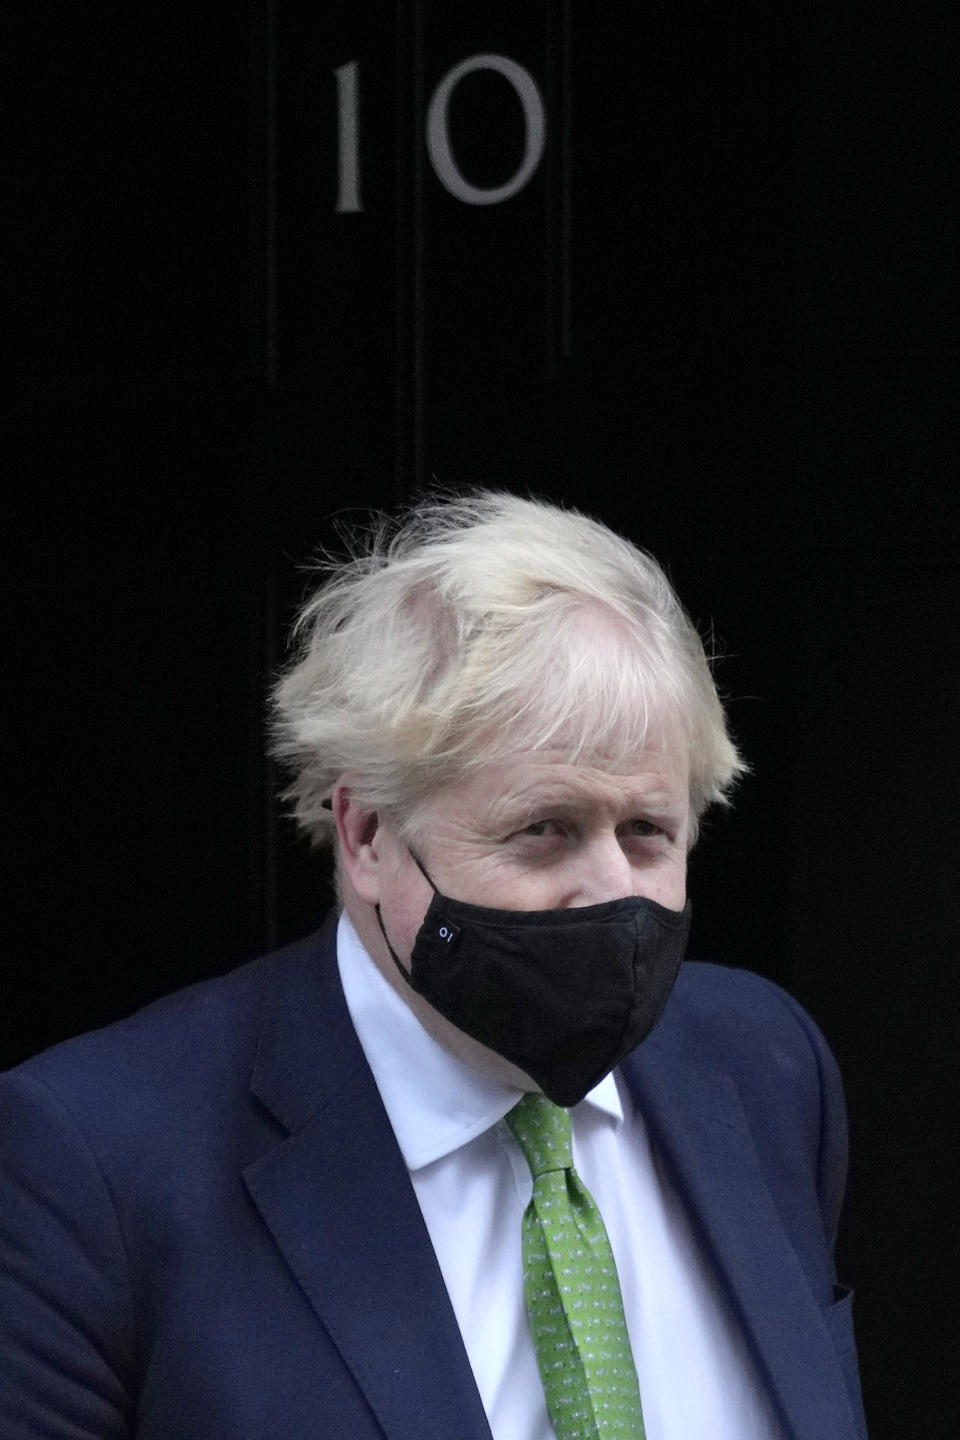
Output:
left=506, top=1092, right=647, bottom=1440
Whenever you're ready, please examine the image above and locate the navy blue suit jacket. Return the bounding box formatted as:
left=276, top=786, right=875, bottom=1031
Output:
left=0, top=916, right=867, bottom=1439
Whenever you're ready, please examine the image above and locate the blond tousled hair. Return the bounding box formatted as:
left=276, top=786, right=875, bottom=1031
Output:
left=271, top=492, right=746, bottom=846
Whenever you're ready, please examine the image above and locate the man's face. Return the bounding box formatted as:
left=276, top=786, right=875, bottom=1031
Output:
left=339, top=746, right=690, bottom=1085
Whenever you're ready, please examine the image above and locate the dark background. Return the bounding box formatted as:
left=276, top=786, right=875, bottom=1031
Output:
left=9, top=3, right=958, bottom=1435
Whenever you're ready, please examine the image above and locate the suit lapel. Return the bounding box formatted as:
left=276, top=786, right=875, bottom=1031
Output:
left=622, top=1036, right=861, bottom=1440
left=243, top=923, right=492, bottom=1440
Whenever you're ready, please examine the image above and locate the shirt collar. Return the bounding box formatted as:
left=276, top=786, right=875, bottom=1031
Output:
left=336, top=910, right=624, bottom=1171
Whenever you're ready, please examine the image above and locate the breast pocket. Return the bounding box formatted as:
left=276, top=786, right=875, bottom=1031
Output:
left=823, top=1284, right=857, bottom=1362
left=821, top=1285, right=868, bottom=1440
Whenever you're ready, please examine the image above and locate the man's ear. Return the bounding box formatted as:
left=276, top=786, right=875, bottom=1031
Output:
left=332, top=782, right=384, bottom=905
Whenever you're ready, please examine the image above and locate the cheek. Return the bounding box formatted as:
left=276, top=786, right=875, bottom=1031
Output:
left=423, top=842, right=519, bottom=906
left=448, top=869, right=545, bottom=913
left=377, top=851, right=434, bottom=956
left=390, top=892, right=431, bottom=956
left=647, top=853, right=687, bottom=911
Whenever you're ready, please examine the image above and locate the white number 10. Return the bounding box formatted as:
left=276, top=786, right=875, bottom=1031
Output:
left=334, top=53, right=546, bottom=213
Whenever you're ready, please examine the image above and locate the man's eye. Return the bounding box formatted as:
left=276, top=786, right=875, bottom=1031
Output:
left=520, top=819, right=559, bottom=837
left=626, top=818, right=664, bottom=838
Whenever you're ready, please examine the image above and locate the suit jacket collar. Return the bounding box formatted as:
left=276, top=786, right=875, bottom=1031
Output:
left=244, top=916, right=493, bottom=1440
left=622, top=1029, right=862, bottom=1440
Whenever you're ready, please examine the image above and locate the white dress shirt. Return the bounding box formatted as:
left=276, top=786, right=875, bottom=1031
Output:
left=337, top=911, right=785, bottom=1440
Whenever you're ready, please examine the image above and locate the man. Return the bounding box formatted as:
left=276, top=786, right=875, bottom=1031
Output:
left=0, top=493, right=867, bottom=1439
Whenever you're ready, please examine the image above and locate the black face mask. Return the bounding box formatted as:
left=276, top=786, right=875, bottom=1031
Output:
left=376, top=855, right=690, bottom=1108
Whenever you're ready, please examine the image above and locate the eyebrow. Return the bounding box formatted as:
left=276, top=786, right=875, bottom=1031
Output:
left=493, top=777, right=684, bottom=824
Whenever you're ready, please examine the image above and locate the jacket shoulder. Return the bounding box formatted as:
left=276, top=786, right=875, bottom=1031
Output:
left=1, top=925, right=333, bottom=1145
left=669, top=959, right=843, bottom=1085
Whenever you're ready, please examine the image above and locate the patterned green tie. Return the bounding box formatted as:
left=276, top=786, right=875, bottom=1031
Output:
left=506, top=1092, right=647, bottom=1440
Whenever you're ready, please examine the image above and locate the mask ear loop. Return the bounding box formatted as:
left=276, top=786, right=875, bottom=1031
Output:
left=374, top=847, right=438, bottom=987
left=408, top=849, right=438, bottom=890
left=374, top=906, right=413, bottom=986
